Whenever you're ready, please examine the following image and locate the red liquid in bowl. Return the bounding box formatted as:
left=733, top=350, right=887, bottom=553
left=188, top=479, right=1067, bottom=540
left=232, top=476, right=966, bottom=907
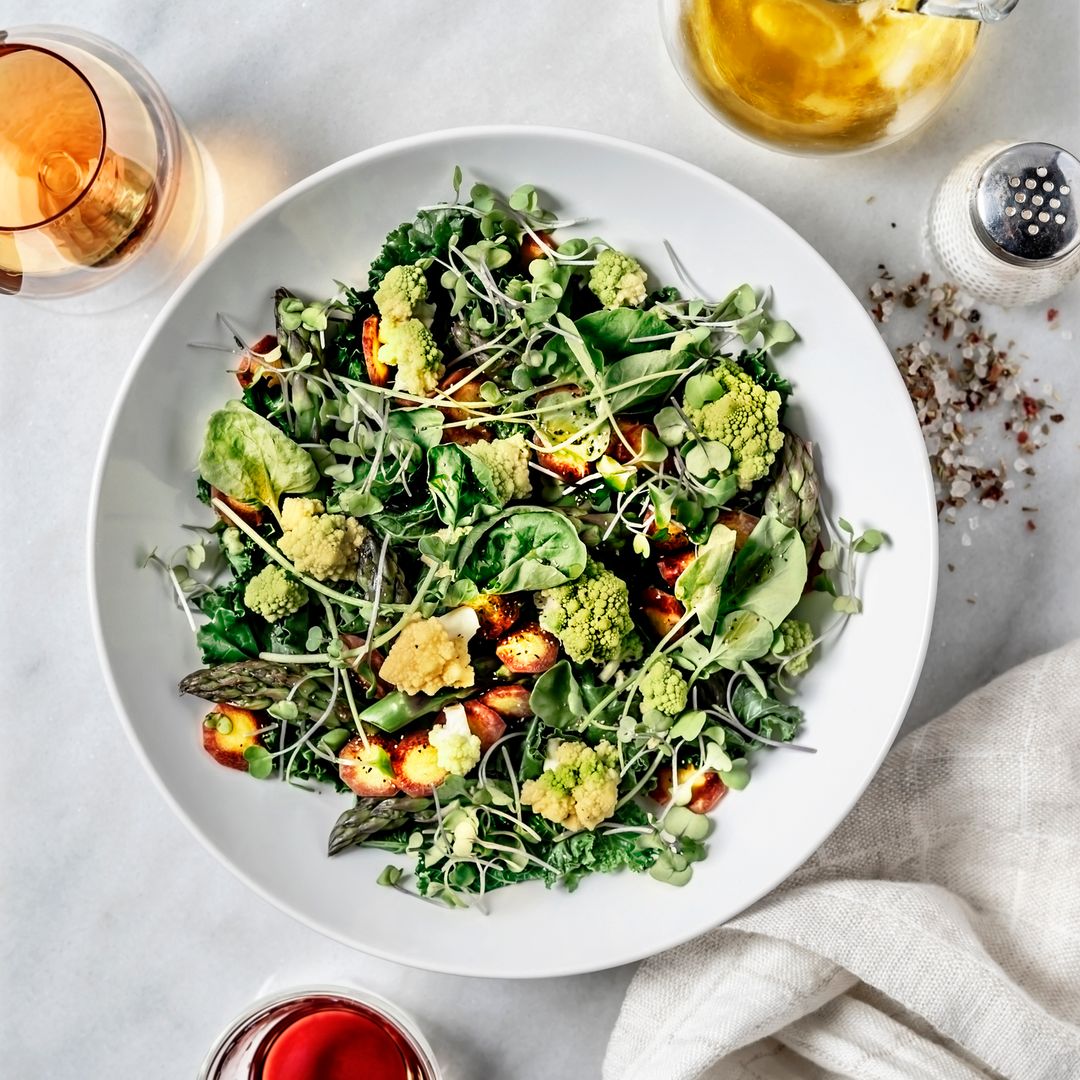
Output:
left=202, top=991, right=436, bottom=1080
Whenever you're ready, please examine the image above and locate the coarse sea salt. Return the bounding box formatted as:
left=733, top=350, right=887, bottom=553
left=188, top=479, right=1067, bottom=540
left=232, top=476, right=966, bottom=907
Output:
left=867, top=269, right=1064, bottom=522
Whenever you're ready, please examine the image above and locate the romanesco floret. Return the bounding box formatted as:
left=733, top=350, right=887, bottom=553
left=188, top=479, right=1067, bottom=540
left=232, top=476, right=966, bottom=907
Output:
left=428, top=703, right=482, bottom=776
left=588, top=248, right=648, bottom=309
left=378, top=318, right=445, bottom=397
left=686, top=361, right=785, bottom=490
left=772, top=618, right=814, bottom=676
left=379, top=614, right=475, bottom=696
left=639, top=655, right=689, bottom=717
left=243, top=564, right=307, bottom=622
left=536, top=560, right=635, bottom=665
left=466, top=433, right=532, bottom=504
left=373, top=263, right=434, bottom=326
left=277, top=497, right=367, bottom=581
left=520, top=739, right=619, bottom=831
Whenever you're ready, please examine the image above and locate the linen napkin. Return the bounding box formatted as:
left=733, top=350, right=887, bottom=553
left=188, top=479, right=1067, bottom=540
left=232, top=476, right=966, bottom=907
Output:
left=604, top=640, right=1080, bottom=1080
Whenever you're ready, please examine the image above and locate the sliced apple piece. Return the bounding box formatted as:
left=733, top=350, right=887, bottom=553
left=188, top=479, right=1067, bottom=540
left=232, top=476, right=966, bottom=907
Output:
left=202, top=704, right=262, bottom=771
left=535, top=448, right=590, bottom=482
left=362, top=315, right=390, bottom=388
left=390, top=730, right=448, bottom=797
left=210, top=486, right=264, bottom=528
left=339, top=733, right=398, bottom=797
left=521, top=231, right=555, bottom=266
left=717, top=508, right=760, bottom=551
left=495, top=623, right=560, bottom=674
left=657, top=550, right=697, bottom=589
left=477, top=684, right=533, bottom=720
left=607, top=420, right=652, bottom=464
left=646, top=517, right=690, bottom=554
left=640, top=586, right=686, bottom=640
left=461, top=700, right=507, bottom=750
left=468, top=594, right=522, bottom=640
left=651, top=765, right=727, bottom=815
left=235, top=333, right=282, bottom=389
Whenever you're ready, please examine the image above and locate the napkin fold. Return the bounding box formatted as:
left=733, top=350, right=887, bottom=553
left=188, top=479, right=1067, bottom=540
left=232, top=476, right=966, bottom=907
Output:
left=604, top=641, right=1080, bottom=1080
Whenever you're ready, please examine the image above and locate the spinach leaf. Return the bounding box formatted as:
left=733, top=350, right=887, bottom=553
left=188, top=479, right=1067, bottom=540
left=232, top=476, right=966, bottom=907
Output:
left=519, top=716, right=546, bottom=781
left=387, top=408, right=444, bottom=451
left=676, top=609, right=774, bottom=675
left=198, top=401, right=318, bottom=518
left=456, top=509, right=587, bottom=594
left=427, top=444, right=498, bottom=528
left=529, top=660, right=584, bottom=730
left=601, top=348, right=694, bottom=413
left=723, top=515, right=807, bottom=629
left=575, top=308, right=672, bottom=359
left=674, top=521, right=737, bottom=635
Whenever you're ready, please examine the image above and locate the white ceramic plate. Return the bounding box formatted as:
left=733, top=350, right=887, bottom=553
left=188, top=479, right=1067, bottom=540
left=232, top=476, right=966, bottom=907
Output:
left=90, top=127, right=936, bottom=978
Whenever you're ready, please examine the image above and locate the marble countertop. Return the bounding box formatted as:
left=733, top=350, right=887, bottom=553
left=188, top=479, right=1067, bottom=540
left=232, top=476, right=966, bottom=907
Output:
left=3, top=2, right=1078, bottom=1077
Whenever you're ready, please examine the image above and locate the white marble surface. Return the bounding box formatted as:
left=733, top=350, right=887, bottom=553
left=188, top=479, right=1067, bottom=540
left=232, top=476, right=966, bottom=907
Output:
left=2, top=2, right=1078, bottom=1077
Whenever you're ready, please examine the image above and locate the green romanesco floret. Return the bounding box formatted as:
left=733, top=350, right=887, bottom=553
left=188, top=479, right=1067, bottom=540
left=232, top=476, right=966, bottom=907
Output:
left=520, top=739, right=619, bottom=831
left=536, top=560, right=635, bottom=665
left=243, top=564, right=308, bottom=622
left=686, top=361, right=785, bottom=490
left=373, top=263, right=433, bottom=326
left=466, top=433, right=532, bottom=504
left=639, top=655, right=689, bottom=717
left=588, top=248, right=648, bottom=309
left=277, top=497, right=367, bottom=581
left=428, top=703, right=482, bottom=776
left=378, top=318, right=445, bottom=397
left=772, top=618, right=814, bottom=676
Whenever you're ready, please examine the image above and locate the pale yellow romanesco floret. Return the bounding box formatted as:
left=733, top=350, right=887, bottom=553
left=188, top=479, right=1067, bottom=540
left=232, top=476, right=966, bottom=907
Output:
left=686, top=361, right=785, bottom=490
left=520, top=739, right=619, bottom=831
left=428, top=703, right=482, bottom=776
left=466, top=433, right=532, bottom=505
left=373, top=263, right=434, bottom=326
left=588, top=248, right=648, bottom=309
left=378, top=318, right=445, bottom=397
left=243, top=564, right=307, bottom=622
left=277, top=498, right=367, bottom=581
left=379, top=615, right=475, bottom=696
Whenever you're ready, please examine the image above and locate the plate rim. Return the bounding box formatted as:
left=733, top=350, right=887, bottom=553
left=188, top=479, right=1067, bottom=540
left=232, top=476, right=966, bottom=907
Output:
left=88, top=123, right=938, bottom=978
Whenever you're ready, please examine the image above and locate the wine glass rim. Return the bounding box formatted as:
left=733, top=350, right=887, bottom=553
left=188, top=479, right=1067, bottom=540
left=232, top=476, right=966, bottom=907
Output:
left=0, top=39, right=107, bottom=231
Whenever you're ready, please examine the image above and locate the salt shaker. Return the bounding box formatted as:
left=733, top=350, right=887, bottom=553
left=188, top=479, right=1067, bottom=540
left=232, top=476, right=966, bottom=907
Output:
left=927, top=141, right=1080, bottom=306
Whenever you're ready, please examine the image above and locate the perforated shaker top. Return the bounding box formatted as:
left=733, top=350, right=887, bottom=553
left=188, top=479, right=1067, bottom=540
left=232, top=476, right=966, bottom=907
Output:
left=973, top=142, right=1080, bottom=266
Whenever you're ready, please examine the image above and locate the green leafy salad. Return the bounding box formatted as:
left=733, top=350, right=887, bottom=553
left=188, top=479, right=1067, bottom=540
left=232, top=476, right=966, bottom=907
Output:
left=159, top=174, right=882, bottom=909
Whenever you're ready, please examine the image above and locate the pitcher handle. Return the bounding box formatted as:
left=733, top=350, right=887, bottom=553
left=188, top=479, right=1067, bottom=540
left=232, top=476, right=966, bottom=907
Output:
left=912, top=0, right=1020, bottom=21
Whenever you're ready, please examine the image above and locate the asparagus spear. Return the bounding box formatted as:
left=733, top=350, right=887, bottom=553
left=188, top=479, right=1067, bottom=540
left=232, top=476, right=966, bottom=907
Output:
left=178, top=659, right=354, bottom=726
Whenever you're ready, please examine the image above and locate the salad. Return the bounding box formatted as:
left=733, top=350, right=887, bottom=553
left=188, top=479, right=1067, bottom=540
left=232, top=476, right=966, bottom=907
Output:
left=160, top=175, right=881, bottom=908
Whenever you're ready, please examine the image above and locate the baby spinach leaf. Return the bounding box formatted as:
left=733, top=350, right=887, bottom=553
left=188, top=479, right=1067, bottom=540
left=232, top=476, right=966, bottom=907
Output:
left=707, top=610, right=776, bottom=669
left=575, top=308, right=672, bottom=359
left=387, top=408, right=444, bottom=451
left=723, top=515, right=807, bottom=629
left=601, top=348, right=694, bottom=413
left=530, top=660, right=584, bottom=730
left=198, top=401, right=318, bottom=518
left=456, top=509, right=587, bottom=594
left=674, top=521, right=737, bottom=635
left=427, top=444, right=499, bottom=528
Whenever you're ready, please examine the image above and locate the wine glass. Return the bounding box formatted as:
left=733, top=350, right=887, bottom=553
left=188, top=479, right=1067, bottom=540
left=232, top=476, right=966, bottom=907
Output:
left=0, top=25, right=215, bottom=307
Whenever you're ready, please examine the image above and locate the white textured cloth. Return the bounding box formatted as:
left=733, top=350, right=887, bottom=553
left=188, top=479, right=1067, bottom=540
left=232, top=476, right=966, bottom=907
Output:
left=604, top=641, right=1080, bottom=1080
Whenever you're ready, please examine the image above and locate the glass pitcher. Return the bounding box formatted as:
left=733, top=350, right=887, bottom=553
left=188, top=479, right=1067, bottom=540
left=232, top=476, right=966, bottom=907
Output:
left=660, top=0, right=1017, bottom=155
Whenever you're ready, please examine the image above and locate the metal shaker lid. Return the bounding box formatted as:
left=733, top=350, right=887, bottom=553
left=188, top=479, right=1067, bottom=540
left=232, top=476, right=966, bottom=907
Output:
left=970, top=142, right=1080, bottom=266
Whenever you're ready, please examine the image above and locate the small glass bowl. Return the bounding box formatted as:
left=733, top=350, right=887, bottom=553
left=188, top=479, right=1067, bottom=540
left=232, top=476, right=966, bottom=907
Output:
left=197, top=984, right=441, bottom=1080
left=658, top=0, right=982, bottom=157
